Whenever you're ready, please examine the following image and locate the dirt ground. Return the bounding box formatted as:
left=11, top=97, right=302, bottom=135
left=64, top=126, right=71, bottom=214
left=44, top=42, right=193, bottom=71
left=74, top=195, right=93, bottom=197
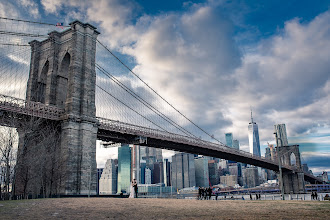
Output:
left=0, top=198, right=329, bottom=219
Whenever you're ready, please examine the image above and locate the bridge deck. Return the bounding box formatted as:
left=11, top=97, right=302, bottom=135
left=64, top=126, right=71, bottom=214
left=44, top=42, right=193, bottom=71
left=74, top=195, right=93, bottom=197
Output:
left=0, top=94, right=323, bottom=184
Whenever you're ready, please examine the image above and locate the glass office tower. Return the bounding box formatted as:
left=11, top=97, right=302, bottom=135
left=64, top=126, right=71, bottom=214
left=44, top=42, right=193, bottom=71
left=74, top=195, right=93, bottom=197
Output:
left=225, top=133, right=233, bottom=147
left=117, top=144, right=131, bottom=194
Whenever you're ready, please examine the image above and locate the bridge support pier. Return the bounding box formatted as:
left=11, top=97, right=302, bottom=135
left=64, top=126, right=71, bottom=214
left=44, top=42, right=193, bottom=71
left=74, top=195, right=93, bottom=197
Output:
left=282, top=171, right=305, bottom=194
left=14, top=20, right=100, bottom=196
left=61, top=119, right=98, bottom=195
left=277, top=145, right=306, bottom=194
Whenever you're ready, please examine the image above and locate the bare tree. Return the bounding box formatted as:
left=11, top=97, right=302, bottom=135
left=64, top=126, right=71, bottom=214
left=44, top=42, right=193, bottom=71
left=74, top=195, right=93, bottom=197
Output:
left=0, top=125, right=18, bottom=200
left=14, top=115, right=66, bottom=199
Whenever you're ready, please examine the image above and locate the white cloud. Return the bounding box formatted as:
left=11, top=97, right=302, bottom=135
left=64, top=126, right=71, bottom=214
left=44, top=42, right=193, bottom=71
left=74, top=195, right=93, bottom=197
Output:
left=18, top=0, right=40, bottom=18
left=223, top=11, right=330, bottom=143
left=4, top=0, right=328, bottom=164
left=0, top=1, right=19, bottom=18
left=90, top=1, right=329, bottom=147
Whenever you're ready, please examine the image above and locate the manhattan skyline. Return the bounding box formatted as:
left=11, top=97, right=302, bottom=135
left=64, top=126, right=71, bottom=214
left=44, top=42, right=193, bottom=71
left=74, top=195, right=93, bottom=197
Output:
left=0, top=0, right=329, bottom=174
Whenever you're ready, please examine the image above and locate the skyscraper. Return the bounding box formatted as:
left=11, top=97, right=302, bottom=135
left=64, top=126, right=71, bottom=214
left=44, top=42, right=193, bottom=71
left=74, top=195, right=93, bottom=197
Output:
left=233, top=139, right=240, bottom=150
left=131, top=145, right=140, bottom=183
left=208, top=160, right=219, bottom=186
left=225, top=133, right=233, bottom=147
left=274, top=124, right=289, bottom=147
left=117, top=144, right=131, bottom=194
left=171, top=153, right=196, bottom=190
left=194, top=157, right=209, bottom=187
left=99, top=159, right=118, bottom=195
left=163, top=159, right=171, bottom=186
left=248, top=110, right=261, bottom=156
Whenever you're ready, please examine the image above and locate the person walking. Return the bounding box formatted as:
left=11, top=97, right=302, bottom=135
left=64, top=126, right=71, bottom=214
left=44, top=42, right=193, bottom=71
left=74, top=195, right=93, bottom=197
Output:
left=207, top=187, right=212, bottom=200
left=133, top=179, right=138, bottom=198
left=198, top=187, right=202, bottom=200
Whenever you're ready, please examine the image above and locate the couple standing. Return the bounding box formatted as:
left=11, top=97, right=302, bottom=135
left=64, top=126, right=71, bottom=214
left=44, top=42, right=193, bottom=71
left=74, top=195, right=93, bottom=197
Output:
left=129, top=179, right=138, bottom=198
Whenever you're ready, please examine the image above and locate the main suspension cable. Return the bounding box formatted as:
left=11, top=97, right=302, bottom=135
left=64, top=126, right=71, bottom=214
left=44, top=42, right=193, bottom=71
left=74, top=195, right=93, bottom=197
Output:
left=97, top=40, right=222, bottom=144
left=96, top=63, right=199, bottom=138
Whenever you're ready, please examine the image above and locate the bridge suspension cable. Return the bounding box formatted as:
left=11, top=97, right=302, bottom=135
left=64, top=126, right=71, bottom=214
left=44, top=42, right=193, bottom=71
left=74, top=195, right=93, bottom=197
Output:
left=97, top=40, right=223, bottom=144
left=0, top=16, right=223, bottom=144
left=95, top=63, right=199, bottom=138
left=0, top=17, right=70, bottom=28
left=96, top=85, right=169, bottom=132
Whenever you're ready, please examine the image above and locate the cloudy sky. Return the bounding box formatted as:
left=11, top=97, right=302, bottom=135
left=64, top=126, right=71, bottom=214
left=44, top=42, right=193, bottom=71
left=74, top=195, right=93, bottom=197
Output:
left=0, top=0, right=329, bottom=174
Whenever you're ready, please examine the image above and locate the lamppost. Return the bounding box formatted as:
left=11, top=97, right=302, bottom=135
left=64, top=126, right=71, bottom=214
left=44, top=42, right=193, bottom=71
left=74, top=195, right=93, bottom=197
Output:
left=274, top=132, right=285, bottom=200
left=88, top=165, right=91, bottom=198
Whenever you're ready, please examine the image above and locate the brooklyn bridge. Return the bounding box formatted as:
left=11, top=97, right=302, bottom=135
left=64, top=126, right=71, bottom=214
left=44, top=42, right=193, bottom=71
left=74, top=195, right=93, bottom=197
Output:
left=0, top=18, right=322, bottom=197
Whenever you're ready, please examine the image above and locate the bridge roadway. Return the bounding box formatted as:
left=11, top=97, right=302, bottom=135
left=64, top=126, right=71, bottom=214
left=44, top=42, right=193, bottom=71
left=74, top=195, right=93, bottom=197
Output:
left=0, top=94, right=322, bottom=183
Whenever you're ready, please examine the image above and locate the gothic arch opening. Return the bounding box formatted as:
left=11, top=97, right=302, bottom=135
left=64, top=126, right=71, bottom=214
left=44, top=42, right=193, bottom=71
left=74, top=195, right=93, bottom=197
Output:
left=290, top=152, right=296, bottom=166
left=56, top=53, right=70, bottom=107
left=37, top=60, right=48, bottom=103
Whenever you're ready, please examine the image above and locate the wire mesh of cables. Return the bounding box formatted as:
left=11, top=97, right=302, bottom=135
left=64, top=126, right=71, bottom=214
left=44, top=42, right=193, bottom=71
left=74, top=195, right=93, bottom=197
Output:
left=0, top=17, right=70, bottom=100
left=95, top=41, right=222, bottom=143
left=0, top=17, right=223, bottom=144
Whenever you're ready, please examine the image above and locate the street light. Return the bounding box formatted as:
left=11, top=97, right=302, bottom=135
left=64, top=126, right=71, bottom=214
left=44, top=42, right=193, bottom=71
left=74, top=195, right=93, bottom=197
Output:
left=274, top=132, right=285, bottom=200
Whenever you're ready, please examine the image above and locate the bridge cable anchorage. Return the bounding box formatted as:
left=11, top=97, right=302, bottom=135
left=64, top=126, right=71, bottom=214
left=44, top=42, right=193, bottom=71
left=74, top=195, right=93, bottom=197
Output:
left=96, top=85, right=170, bottom=133
left=96, top=40, right=223, bottom=144
left=95, top=63, right=199, bottom=139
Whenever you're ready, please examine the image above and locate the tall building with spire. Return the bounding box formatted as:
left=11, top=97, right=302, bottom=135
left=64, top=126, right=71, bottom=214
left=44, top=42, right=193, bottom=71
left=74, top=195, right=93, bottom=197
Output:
left=248, top=110, right=261, bottom=156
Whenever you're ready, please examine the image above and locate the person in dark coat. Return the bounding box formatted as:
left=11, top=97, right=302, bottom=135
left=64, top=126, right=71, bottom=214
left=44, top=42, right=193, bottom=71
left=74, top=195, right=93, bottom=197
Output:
left=208, top=187, right=212, bottom=200
left=133, top=179, right=138, bottom=198
left=198, top=187, right=202, bottom=200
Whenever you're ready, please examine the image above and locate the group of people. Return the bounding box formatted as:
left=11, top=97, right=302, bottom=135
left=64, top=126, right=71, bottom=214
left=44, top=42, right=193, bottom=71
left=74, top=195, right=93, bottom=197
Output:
left=311, top=192, right=318, bottom=200
left=198, top=187, right=213, bottom=200
left=129, top=179, right=138, bottom=198
left=249, top=193, right=261, bottom=200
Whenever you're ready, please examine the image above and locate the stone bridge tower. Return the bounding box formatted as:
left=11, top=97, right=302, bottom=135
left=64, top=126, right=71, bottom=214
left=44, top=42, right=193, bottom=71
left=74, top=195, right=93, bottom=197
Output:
left=15, top=21, right=99, bottom=196
left=277, top=145, right=305, bottom=194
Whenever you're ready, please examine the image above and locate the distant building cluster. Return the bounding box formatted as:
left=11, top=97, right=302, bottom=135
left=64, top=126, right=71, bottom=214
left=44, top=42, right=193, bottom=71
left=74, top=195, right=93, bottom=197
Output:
left=98, top=111, right=327, bottom=195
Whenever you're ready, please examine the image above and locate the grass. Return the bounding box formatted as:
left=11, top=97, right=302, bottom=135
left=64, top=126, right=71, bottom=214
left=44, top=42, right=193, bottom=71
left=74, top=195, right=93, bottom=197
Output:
left=0, top=197, right=329, bottom=219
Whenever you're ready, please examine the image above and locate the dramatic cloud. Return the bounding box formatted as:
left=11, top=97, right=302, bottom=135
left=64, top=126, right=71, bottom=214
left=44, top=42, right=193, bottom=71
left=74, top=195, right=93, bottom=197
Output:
left=19, top=0, right=40, bottom=18
left=0, top=1, right=19, bottom=18
left=226, top=11, right=330, bottom=143
left=34, top=0, right=329, bottom=146
left=1, top=1, right=328, bottom=167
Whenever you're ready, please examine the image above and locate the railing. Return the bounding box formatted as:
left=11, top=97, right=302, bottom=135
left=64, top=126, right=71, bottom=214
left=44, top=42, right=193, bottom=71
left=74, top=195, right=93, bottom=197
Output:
left=97, top=117, right=291, bottom=169
left=0, top=94, right=65, bottom=120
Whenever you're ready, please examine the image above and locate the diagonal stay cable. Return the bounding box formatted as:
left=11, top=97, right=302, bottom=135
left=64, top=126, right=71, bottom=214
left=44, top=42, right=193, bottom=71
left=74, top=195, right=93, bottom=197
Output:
left=96, top=84, right=169, bottom=133
left=96, top=63, right=199, bottom=138
left=97, top=39, right=222, bottom=144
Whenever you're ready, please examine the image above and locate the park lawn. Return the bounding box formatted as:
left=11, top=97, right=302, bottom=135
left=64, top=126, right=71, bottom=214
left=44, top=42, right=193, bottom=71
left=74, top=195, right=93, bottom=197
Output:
left=0, top=198, right=329, bottom=219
